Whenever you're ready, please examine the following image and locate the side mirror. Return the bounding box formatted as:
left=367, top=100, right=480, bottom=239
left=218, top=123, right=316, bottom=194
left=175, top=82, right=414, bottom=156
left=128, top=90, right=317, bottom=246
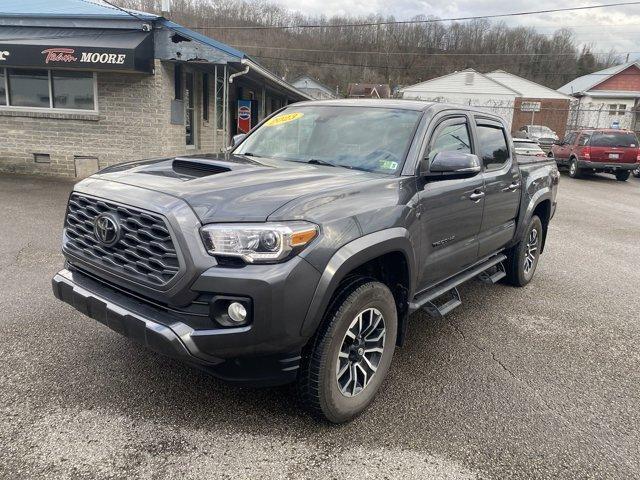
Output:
left=232, top=133, right=246, bottom=147
left=423, top=151, right=481, bottom=179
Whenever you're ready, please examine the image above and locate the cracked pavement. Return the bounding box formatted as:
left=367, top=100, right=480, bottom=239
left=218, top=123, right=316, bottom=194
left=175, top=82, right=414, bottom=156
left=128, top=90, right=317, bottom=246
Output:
left=1, top=172, right=639, bottom=479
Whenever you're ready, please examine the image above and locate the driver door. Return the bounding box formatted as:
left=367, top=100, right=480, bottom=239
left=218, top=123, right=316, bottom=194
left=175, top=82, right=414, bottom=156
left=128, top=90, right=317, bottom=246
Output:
left=416, top=114, right=485, bottom=291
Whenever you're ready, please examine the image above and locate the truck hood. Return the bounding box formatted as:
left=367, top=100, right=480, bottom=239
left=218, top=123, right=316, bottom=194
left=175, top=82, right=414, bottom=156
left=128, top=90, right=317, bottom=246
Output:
left=90, top=154, right=384, bottom=223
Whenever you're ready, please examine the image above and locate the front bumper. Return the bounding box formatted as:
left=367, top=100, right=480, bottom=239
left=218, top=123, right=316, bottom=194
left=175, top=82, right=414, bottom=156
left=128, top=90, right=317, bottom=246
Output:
left=52, top=265, right=318, bottom=386
left=577, top=160, right=639, bottom=171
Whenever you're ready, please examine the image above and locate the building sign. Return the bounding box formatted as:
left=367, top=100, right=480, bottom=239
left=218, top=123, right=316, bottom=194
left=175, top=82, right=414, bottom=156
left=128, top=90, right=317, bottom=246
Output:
left=41, top=48, right=128, bottom=66
left=237, top=99, right=252, bottom=134
left=520, top=101, right=541, bottom=112
left=0, top=29, right=153, bottom=73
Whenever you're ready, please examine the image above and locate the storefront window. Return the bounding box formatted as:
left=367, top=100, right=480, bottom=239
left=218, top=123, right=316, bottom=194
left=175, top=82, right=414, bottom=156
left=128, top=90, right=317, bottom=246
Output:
left=0, top=68, right=96, bottom=111
left=8, top=69, right=50, bottom=108
left=52, top=71, right=94, bottom=110
left=0, top=70, right=6, bottom=106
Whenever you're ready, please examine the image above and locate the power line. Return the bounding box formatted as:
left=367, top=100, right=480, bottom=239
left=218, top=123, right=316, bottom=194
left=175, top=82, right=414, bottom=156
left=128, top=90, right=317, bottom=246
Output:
left=251, top=53, right=638, bottom=75
left=184, top=2, right=640, bottom=30
left=230, top=44, right=639, bottom=57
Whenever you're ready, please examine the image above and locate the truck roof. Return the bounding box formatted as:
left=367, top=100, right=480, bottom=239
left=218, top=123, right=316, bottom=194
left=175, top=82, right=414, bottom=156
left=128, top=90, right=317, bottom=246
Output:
left=290, top=99, right=505, bottom=120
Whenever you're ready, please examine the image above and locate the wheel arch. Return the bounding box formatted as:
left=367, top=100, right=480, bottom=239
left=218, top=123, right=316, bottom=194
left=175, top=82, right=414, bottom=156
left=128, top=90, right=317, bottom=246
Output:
left=300, top=228, right=416, bottom=345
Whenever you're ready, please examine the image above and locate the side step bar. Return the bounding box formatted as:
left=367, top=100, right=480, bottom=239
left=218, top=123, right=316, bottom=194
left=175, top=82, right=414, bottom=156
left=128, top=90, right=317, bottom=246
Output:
left=408, top=253, right=507, bottom=316
left=477, top=262, right=506, bottom=284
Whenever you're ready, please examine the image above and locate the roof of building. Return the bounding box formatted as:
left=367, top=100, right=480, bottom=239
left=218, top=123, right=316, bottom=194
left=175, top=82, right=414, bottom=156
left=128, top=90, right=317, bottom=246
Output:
left=291, top=75, right=335, bottom=97
left=399, top=69, right=519, bottom=97
left=0, top=0, right=158, bottom=20
left=347, top=83, right=391, bottom=98
left=558, top=61, right=640, bottom=96
left=486, top=70, right=570, bottom=100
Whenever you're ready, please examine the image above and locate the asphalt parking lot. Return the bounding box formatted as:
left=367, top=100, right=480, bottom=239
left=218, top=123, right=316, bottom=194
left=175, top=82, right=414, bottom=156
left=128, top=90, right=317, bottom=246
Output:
left=0, top=172, right=639, bottom=479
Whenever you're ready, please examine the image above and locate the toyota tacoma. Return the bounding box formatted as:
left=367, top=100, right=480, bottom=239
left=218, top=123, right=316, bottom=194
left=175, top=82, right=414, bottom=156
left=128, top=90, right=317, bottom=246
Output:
left=52, top=100, right=559, bottom=423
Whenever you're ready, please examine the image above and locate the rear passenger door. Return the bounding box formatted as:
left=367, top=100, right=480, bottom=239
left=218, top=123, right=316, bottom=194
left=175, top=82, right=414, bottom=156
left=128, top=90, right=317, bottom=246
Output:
left=474, top=118, right=521, bottom=258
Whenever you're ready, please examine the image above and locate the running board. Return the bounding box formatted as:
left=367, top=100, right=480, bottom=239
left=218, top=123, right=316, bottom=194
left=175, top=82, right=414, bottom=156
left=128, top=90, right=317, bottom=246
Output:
left=477, top=262, right=506, bottom=284
left=422, top=287, right=461, bottom=318
left=408, top=253, right=507, bottom=314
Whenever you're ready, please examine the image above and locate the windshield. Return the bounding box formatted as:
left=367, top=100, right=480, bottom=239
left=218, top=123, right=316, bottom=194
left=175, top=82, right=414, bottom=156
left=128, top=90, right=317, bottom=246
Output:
left=590, top=132, right=638, bottom=147
left=234, top=106, right=422, bottom=174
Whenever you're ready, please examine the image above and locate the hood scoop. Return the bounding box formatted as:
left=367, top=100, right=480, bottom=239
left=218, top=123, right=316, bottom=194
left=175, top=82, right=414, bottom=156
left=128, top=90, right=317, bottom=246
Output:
left=172, top=158, right=231, bottom=178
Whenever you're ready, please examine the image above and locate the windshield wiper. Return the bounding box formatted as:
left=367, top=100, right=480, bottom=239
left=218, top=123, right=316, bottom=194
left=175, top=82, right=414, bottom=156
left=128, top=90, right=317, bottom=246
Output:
left=307, top=159, right=339, bottom=168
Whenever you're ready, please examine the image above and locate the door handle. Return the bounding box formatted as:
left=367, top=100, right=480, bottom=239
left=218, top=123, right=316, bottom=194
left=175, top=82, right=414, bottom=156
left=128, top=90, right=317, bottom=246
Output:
left=469, top=190, right=485, bottom=202
left=502, top=182, right=521, bottom=192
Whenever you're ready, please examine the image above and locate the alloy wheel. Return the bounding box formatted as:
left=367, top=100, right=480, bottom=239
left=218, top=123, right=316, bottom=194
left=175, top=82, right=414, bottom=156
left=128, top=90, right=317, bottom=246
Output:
left=523, top=227, right=539, bottom=274
left=336, top=308, right=386, bottom=397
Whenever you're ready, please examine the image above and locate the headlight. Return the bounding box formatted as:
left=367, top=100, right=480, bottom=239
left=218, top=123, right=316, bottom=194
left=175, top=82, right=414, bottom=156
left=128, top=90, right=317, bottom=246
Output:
left=200, top=222, right=319, bottom=264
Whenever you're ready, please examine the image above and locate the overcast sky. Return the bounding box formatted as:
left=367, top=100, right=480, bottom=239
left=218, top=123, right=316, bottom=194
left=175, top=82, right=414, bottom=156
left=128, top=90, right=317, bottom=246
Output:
left=268, top=0, right=640, bottom=56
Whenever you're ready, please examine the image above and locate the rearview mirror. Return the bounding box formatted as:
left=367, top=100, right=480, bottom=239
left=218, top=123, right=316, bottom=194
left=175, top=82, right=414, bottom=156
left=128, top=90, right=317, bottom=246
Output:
left=423, top=151, right=481, bottom=179
left=232, top=133, right=246, bottom=147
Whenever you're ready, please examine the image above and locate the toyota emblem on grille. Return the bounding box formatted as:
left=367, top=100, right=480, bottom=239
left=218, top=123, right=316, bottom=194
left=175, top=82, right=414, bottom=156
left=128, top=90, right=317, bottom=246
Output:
left=94, top=214, right=120, bottom=246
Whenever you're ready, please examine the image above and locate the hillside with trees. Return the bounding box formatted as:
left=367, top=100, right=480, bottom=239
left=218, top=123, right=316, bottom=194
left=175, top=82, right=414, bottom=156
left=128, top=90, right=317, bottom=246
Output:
left=114, top=0, right=620, bottom=95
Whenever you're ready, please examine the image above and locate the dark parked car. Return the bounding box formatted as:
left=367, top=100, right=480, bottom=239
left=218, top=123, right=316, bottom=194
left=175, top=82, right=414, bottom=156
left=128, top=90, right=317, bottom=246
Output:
left=550, top=129, right=640, bottom=181
left=52, top=100, right=559, bottom=423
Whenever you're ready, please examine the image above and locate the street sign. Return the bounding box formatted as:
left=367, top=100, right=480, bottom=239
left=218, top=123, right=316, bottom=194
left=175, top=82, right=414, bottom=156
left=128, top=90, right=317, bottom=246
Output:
left=520, top=101, right=541, bottom=112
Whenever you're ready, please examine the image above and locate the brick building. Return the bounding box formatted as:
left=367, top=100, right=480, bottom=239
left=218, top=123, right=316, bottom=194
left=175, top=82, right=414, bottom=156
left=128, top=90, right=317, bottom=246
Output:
left=559, top=61, right=640, bottom=133
left=0, top=1, right=309, bottom=177
left=399, top=69, right=572, bottom=138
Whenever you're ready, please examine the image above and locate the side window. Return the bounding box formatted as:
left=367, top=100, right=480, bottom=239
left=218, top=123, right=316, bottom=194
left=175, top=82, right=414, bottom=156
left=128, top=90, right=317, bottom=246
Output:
left=427, top=120, right=471, bottom=161
left=577, top=134, right=590, bottom=146
left=476, top=124, right=510, bottom=171
left=565, top=132, right=577, bottom=145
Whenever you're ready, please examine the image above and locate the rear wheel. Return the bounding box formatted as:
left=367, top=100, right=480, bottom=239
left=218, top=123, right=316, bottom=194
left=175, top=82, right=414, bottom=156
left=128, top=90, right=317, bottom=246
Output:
left=633, top=166, right=640, bottom=178
left=297, top=280, right=397, bottom=423
left=505, top=215, right=543, bottom=287
left=615, top=170, right=630, bottom=181
left=568, top=158, right=581, bottom=178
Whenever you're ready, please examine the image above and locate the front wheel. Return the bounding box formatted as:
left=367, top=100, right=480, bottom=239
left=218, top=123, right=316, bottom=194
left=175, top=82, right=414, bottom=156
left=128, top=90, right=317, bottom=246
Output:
left=297, top=280, right=397, bottom=423
left=568, top=158, right=581, bottom=178
left=505, top=215, right=543, bottom=287
left=633, top=166, right=640, bottom=178
left=615, top=170, right=630, bottom=182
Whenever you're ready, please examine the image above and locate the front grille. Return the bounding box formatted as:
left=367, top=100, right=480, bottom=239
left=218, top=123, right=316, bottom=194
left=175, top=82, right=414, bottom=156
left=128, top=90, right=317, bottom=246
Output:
left=64, top=193, right=181, bottom=287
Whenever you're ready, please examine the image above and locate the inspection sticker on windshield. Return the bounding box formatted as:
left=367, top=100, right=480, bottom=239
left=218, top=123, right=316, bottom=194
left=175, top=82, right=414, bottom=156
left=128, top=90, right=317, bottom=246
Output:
left=379, top=160, right=399, bottom=171
left=265, top=112, right=304, bottom=127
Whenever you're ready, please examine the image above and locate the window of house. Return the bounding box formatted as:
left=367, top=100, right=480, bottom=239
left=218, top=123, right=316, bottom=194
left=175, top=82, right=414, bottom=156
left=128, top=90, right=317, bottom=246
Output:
left=608, top=104, right=618, bottom=115
left=1, top=68, right=95, bottom=111
left=477, top=124, right=510, bottom=171
left=202, top=73, right=210, bottom=122
left=618, top=104, right=626, bottom=116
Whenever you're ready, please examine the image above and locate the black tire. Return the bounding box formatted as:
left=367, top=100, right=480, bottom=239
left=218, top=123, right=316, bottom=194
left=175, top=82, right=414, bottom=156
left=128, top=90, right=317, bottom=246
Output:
left=505, top=215, right=543, bottom=287
left=615, top=170, right=630, bottom=182
left=297, top=280, right=398, bottom=423
left=568, top=158, right=581, bottom=178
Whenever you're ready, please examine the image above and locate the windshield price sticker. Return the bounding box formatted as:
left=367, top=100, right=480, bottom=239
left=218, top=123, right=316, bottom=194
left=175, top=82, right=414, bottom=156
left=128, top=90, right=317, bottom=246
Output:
left=265, top=112, right=304, bottom=127
left=380, top=160, right=399, bottom=170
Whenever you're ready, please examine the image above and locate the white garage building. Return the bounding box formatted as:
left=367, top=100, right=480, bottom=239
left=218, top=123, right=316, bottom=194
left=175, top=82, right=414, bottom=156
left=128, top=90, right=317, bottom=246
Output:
left=399, top=69, right=518, bottom=128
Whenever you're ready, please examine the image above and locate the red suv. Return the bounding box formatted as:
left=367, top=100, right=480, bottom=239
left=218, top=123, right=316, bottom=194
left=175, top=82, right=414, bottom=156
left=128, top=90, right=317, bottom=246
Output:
left=551, top=129, right=640, bottom=181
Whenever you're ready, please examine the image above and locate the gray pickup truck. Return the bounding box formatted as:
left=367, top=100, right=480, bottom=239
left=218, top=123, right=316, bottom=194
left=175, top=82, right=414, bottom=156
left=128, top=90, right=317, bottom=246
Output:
left=52, top=100, right=559, bottom=423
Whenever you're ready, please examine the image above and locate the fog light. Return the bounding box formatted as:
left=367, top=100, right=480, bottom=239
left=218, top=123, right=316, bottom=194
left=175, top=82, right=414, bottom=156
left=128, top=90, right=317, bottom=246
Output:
left=227, top=302, right=247, bottom=324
